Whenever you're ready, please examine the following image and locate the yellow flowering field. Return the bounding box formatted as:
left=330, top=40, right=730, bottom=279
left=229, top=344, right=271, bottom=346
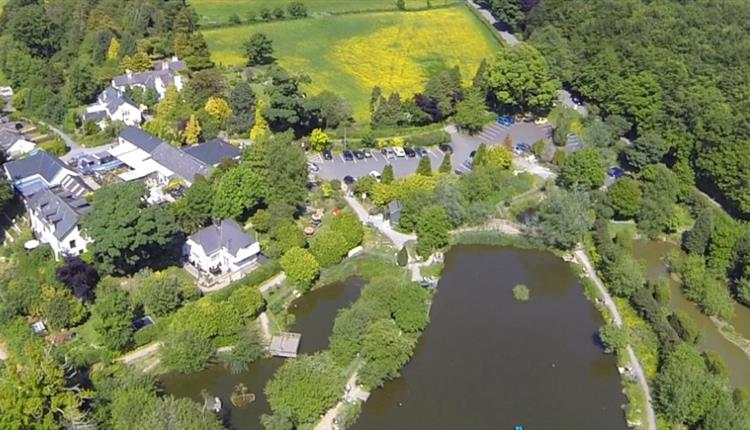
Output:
left=203, top=7, right=500, bottom=120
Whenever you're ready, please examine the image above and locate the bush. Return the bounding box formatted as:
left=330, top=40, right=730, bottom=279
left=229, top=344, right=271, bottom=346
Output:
left=599, top=323, right=626, bottom=353
left=668, top=311, right=701, bottom=345
left=512, top=284, right=530, bottom=302
left=39, top=138, right=68, bottom=156
left=329, top=212, right=364, bottom=250
left=407, top=130, right=450, bottom=147
left=280, top=247, right=320, bottom=290
left=309, top=230, right=348, bottom=268
left=161, top=327, right=214, bottom=373
left=397, top=246, right=409, bottom=266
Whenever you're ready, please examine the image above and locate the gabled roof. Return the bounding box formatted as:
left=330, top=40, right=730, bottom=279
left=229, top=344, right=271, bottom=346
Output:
left=119, top=126, right=163, bottom=153
left=151, top=143, right=211, bottom=183
left=27, top=186, right=91, bottom=240
left=83, top=110, right=107, bottom=122
left=190, top=219, right=256, bottom=257
left=0, top=129, right=23, bottom=150
left=99, top=87, right=137, bottom=114
left=112, top=70, right=176, bottom=90
left=4, top=150, right=69, bottom=183
left=183, top=139, right=240, bottom=166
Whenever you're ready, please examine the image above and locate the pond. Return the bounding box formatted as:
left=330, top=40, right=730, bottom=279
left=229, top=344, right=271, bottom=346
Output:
left=632, top=240, right=750, bottom=392
left=160, top=278, right=364, bottom=429
left=355, top=246, right=627, bottom=430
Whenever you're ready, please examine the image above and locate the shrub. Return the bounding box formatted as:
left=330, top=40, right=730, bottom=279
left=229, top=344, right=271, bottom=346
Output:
left=396, top=246, right=409, bottom=267
left=280, top=247, right=320, bottom=290
left=161, top=327, right=214, bottom=373
left=599, top=323, right=626, bottom=353
left=309, top=230, right=348, bottom=268
left=512, top=284, right=530, bottom=302
left=407, top=130, right=450, bottom=147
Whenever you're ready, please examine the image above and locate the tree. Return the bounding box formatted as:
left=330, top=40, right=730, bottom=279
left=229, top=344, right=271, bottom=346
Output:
left=204, top=97, right=232, bottom=124
left=265, top=353, right=344, bottom=426
left=608, top=177, right=642, bottom=219
left=415, top=155, right=432, bottom=176
left=250, top=100, right=271, bottom=142
left=184, top=69, right=228, bottom=110
left=416, top=206, right=451, bottom=257
left=306, top=90, right=352, bottom=129
left=487, top=0, right=524, bottom=31
left=120, top=51, right=152, bottom=72
left=329, top=212, right=365, bottom=249
left=359, top=319, right=414, bottom=388
left=183, top=114, right=201, bottom=145
left=265, top=222, right=306, bottom=258
left=9, top=5, right=59, bottom=58
left=64, top=60, right=100, bottom=105
left=396, top=0, right=406, bottom=10
left=280, top=247, right=320, bottom=289
left=107, top=38, right=120, bottom=61
left=0, top=177, right=14, bottom=210
left=392, top=284, right=429, bottom=333
left=558, top=147, right=605, bottom=190
left=142, top=396, right=223, bottom=429
left=92, top=282, right=135, bottom=351
left=397, top=246, right=409, bottom=266
left=472, top=143, right=488, bottom=167
left=655, top=343, right=721, bottom=426
left=438, top=153, right=453, bottom=173
left=222, top=324, right=266, bottom=374
left=244, top=33, right=274, bottom=66
left=310, top=128, right=332, bottom=152
left=156, top=85, right=182, bottom=121
left=265, top=134, right=309, bottom=217
left=56, top=257, right=99, bottom=302
left=273, top=7, right=285, bottom=19
left=486, top=145, right=513, bottom=169
left=536, top=189, right=592, bottom=250
left=212, top=166, right=266, bottom=219
left=83, top=182, right=179, bottom=274
left=625, top=133, right=668, bottom=171
left=454, top=88, right=487, bottom=134
left=381, top=164, right=395, bottom=184
left=486, top=43, right=559, bottom=113
left=228, top=80, right=256, bottom=133
left=682, top=208, right=713, bottom=255
left=603, top=254, right=644, bottom=297
left=434, top=180, right=466, bottom=227
left=598, top=323, right=626, bottom=354
left=40, top=287, right=85, bottom=330
left=173, top=175, right=213, bottom=233
left=137, top=273, right=182, bottom=317
left=288, top=1, right=308, bottom=18
left=161, top=327, right=214, bottom=373
left=184, top=33, right=214, bottom=71
left=310, top=230, right=348, bottom=267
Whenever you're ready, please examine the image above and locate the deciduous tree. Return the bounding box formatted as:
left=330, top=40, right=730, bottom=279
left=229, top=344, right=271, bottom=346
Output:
left=244, top=33, right=274, bottom=66
left=280, top=247, right=320, bottom=289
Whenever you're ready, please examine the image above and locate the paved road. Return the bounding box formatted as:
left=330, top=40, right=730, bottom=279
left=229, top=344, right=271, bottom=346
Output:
left=466, top=0, right=519, bottom=46
left=573, top=248, right=657, bottom=430
left=345, top=195, right=415, bottom=249
left=314, top=121, right=553, bottom=182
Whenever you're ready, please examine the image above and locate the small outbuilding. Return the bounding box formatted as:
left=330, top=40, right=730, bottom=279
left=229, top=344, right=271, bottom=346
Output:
left=386, top=200, right=402, bottom=225
left=270, top=332, right=302, bottom=358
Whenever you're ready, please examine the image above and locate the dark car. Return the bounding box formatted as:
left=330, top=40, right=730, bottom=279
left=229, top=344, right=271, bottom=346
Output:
left=513, top=143, right=532, bottom=154
left=497, top=115, right=515, bottom=127
left=343, top=150, right=354, bottom=161
left=415, top=147, right=428, bottom=157
left=322, top=149, right=333, bottom=160
left=343, top=176, right=355, bottom=184
left=607, top=166, right=625, bottom=178
left=404, top=147, right=416, bottom=158
left=353, top=150, right=365, bottom=160
left=469, top=150, right=476, bottom=159
left=439, top=144, right=453, bottom=153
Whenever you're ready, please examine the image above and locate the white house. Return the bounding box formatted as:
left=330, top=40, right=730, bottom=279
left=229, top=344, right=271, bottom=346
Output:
left=183, top=219, right=261, bottom=275
left=26, top=183, right=92, bottom=258
left=83, top=87, right=142, bottom=129
left=0, top=128, right=35, bottom=158
left=4, top=150, right=92, bottom=258
left=111, top=56, right=186, bottom=99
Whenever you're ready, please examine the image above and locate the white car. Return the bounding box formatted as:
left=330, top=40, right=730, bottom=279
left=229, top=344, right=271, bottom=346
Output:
left=307, top=161, right=319, bottom=172
left=393, top=147, right=406, bottom=158
left=369, top=170, right=382, bottom=181
left=534, top=117, right=549, bottom=125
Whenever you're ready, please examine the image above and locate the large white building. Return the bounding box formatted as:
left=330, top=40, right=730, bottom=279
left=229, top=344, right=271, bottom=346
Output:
left=183, top=219, right=261, bottom=275
left=83, top=87, right=142, bottom=129
left=4, top=150, right=92, bottom=258
left=111, top=57, right=186, bottom=99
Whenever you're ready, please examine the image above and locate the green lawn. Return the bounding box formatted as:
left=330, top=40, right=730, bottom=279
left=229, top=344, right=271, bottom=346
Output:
left=191, top=0, right=456, bottom=25
left=203, top=7, right=500, bottom=120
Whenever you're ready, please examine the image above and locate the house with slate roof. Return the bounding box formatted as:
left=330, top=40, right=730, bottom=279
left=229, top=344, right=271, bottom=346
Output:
left=183, top=139, right=241, bottom=166
left=83, top=87, right=142, bottom=129
left=183, top=219, right=261, bottom=276
left=111, top=56, right=186, bottom=99
left=3, top=150, right=92, bottom=258
left=0, top=121, right=35, bottom=158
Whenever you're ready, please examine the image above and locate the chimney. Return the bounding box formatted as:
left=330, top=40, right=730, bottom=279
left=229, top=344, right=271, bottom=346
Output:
left=125, top=69, right=133, bottom=78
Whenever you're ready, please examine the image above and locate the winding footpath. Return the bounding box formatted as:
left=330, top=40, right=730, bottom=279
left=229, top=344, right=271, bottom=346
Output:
left=573, top=248, right=657, bottom=430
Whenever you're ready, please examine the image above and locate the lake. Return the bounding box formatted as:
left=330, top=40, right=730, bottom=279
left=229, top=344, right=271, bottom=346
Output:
left=164, top=246, right=628, bottom=429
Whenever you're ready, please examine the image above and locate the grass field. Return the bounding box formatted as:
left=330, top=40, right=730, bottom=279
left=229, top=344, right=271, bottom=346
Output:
left=191, top=0, right=456, bottom=25
left=204, top=7, right=500, bottom=120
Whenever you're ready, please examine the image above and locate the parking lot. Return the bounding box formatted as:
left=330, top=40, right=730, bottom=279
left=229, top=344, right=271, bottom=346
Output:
left=312, top=122, right=553, bottom=182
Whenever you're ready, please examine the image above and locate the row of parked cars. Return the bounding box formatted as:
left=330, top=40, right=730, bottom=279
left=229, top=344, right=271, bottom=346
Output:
left=321, top=145, right=447, bottom=162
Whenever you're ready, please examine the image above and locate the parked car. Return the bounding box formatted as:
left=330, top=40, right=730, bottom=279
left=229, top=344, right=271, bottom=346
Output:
left=415, top=147, right=428, bottom=157
left=381, top=147, right=396, bottom=159
left=393, top=147, right=406, bottom=157
left=497, top=115, right=515, bottom=127
left=369, top=170, right=382, bottom=181
left=343, top=176, right=355, bottom=184
left=462, top=159, right=473, bottom=170
left=607, top=166, right=625, bottom=178
left=439, top=144, right=453, bottom=153
left=353, top=150, right=365, bottom=160
left=322, top=149, right=333, bottom=160
left=469, top=150, right=476, bottom=159
left=343, top=150, right=354, bottom=161
left=404, top=147, right=416, bottom=158
left=363, top=149, right=373, bottom=158
left=307, top=161, right=319, bottom=172
left=513, top=143, right=532, bottom=155
left=534, top=117, right=549, bottom=125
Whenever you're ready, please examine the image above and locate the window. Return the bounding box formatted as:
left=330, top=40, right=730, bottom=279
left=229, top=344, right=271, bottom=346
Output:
left=69, top=239, right=77, bottom=249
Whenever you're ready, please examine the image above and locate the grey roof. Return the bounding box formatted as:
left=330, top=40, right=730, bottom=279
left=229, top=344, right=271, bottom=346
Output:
left=112, top=69, right=175, bottom=90
left=4, top=150, right=68, bottom=183
left=183, top=139, right=240, bottom=166
left=0, top=129, right=23, bottom=150
left=119, top=126, right=163, bottom=153
left=151, top=143, right=211, bottom=183
left=99, top=87, right=137, bottom=114
left=388, top=200, right=402, bottom=213
left=190, top=219, right=256, bottom=257
left=27, top=186, right=91, bottom=240
left=83, top=110, right=107, bottom=122
left=156, top=58, right=186, bottom=72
